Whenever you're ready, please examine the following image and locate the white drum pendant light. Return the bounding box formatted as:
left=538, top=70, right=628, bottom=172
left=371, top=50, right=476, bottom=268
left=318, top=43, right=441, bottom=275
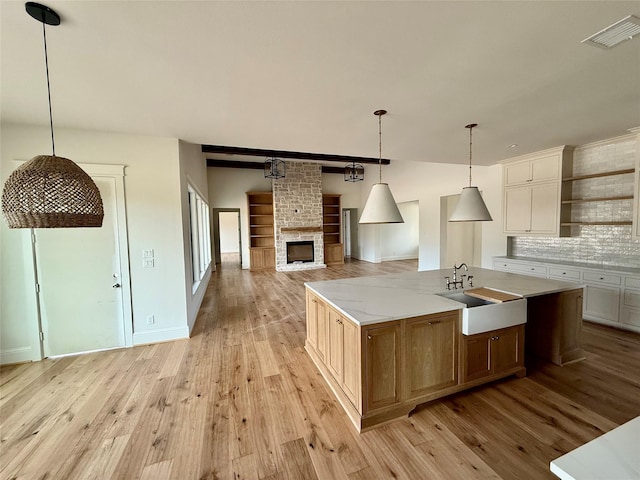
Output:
left=1, top=2, right=104, bottom=229
left=449, top=123, right=492, bottom=222
left=359, top=110, right=403, bottom=224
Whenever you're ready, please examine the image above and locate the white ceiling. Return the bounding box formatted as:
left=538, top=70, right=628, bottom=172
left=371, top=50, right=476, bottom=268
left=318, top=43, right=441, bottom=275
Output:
left=1, top=1, right=639, bottom=166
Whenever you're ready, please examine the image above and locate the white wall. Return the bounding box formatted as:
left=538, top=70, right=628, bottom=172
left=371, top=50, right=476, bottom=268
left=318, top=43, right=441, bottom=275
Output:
left=358, top=160, right=506, bottom=270
left=321, top=172, right=363, bottom=209
left=178, top=140, right=211, bottom=334
left=207, top=160, right=507, bottom=272
left=207, top=167, right=272, bottom=269
left=1, top=124, right=195, bottom=363
left=219, top=212, right=240, bottom=253
left=381, top=200, right=419, bottom=261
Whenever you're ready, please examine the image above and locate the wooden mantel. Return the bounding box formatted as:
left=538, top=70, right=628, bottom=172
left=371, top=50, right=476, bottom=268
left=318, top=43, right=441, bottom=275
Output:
left=281, top=226, right=323, bottom=233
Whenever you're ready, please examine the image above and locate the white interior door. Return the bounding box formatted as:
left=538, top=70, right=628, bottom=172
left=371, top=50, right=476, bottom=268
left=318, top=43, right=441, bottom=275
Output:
left=35, top=175, right=127, bottom=357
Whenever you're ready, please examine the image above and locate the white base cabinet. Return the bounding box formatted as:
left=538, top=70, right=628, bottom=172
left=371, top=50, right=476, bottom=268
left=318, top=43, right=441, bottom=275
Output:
left=493, top=257, right=640, bottom=334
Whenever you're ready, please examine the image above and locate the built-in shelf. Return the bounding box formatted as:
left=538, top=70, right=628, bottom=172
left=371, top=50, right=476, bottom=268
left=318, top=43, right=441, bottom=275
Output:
left=562, top=195, right=634, bottom=204
left=247, top=192, right=275, bottom=268
left=563, top=168, right=635, bottom=182
left=562, top=168, right=636, bottom=229
left=322, top=194, right=344, bottom=266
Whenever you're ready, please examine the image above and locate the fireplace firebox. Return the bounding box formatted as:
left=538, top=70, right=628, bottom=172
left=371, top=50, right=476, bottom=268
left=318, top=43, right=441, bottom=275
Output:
left=287, top=241, right=314, bottom=264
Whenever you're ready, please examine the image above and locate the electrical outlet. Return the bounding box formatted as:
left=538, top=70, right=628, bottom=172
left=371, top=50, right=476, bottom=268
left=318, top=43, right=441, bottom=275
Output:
left=143, top=249, right=154, bottom=258
left=143, top=258, right=154, bottom=268
left=146, top=315, right=155, bottom=325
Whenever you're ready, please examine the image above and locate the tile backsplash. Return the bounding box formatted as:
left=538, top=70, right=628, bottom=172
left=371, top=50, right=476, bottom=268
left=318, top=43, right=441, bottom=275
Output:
left=510, top=135, right=640, bottom=268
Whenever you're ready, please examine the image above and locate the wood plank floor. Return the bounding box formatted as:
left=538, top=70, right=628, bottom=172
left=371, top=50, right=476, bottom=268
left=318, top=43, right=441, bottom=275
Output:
left=2, top=259, right=639, bottom=479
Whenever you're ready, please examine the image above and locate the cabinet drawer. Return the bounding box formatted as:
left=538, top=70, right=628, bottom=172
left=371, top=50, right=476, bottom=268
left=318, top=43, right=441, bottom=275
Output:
left=625, top=276, right=640, bottom=289
left=623, top=290, right=640, bottom=309
left=548, top=267, right=581, bottom=281
left=583, top=271, right=621, bottom=286
left=506, top=262, right=548, bottom=277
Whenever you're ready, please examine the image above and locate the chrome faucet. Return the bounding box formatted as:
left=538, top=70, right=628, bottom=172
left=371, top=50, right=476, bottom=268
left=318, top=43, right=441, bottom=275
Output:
left=446, top=263, right=468, bottom=290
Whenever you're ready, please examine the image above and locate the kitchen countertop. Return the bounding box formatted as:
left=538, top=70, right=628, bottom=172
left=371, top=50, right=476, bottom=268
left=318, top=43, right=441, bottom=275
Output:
left=305, top=268, right=583, bottom=326
left=495, top=256, right=640, bottom=275
left=550, top=416, right=640, bottom=480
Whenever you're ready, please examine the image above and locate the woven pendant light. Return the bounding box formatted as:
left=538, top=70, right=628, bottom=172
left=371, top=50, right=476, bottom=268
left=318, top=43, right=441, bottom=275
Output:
left=1, top=2, right=103, bottom=229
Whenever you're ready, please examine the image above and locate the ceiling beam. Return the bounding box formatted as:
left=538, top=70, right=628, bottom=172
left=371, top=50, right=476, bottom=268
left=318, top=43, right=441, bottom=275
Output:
left=202, top=144, right=390, bottom=165
left=207, top=158, right=348, bottom=174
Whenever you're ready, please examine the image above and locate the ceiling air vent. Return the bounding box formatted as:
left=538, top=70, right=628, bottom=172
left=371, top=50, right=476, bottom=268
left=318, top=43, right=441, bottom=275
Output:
left=582, top=15, right=640, bottom=49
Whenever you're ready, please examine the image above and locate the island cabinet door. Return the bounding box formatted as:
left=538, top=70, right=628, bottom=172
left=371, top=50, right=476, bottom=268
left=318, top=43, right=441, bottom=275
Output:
left=306, top=293, right=319, bottom=352
left=461, top=325, right=525, bottom=383
left=491, top=325, right=524, bottom=374
left=404, top=312, right=458, bottom=399
left=342, top=318, right=360, bottom=408
left=327, top=309, right=344, bottom=383
left=461, top=332, right=492, bottom=383
left=306, top=292, right=328, bottom=361
left=363, top=323, right=401, bottom=412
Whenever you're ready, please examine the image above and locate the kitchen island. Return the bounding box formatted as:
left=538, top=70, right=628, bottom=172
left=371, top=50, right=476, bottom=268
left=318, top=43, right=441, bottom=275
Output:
left=305, top=268, right=584, bottom=431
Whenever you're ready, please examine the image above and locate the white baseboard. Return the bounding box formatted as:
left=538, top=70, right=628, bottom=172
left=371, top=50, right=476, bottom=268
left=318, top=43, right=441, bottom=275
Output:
left=0, top=346, right=34, bottom=365
left=133, top=326, right=190, bottom=346
left=381, top=254, right=419, bottom=262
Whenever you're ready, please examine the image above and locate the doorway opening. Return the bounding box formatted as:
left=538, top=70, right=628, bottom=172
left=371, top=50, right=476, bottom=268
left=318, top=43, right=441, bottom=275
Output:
left=380, top=200, right=419, bottom=262
left=440, top=193, right=482, bottom=268
left=343, top=208, right=359, bottom=260
left=213, top=208, right=242, bottom=268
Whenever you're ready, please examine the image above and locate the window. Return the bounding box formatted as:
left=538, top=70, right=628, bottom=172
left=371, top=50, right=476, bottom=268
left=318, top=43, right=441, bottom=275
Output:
left=188, top=185, right=211, bottom=291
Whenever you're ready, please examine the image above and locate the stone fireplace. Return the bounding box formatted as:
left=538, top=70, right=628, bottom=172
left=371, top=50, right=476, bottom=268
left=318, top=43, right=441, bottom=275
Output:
left=273, top=162, right=325, bottom=271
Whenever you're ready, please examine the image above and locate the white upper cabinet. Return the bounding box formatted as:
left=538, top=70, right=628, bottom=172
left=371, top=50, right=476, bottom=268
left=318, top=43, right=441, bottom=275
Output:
left=500, top=146, right=573, bottom=237
left=504, top=153, right=561, bottom=187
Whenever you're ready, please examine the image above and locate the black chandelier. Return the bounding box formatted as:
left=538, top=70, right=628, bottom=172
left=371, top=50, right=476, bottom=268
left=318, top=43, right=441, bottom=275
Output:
left=344, top=161, right=364, bottom=182
left=264, top=157, right=286, bottom=179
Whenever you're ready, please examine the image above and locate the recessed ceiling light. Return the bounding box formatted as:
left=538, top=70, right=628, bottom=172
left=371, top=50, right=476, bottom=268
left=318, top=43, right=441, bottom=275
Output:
left=509, top=144, right=518, bottom=149
left=582, top=15, right=640, bottom=49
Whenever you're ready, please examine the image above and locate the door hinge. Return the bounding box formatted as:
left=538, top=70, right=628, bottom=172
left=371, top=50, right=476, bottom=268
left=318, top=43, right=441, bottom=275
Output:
left=35, top=283, right=41, bottom=294
left=39, top=331, right=44, bottom=342
left=31, top=231, right=37, bottom=244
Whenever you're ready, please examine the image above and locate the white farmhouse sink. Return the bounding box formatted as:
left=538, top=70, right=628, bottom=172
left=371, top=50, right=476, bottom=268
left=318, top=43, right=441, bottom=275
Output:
left=436, top=290, right=527, bottom=335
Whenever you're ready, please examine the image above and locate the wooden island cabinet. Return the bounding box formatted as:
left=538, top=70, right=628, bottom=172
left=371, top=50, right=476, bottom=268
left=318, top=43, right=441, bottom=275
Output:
left=305, top=289, right=525, bottom=432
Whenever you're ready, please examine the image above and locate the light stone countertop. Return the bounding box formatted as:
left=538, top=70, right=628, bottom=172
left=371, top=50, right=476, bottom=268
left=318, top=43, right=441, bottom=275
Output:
left=305, top=268, right=584, bottom=326
left=494, top=256, right=640, bottom=275
left=550, top=416, right=640, bottom=480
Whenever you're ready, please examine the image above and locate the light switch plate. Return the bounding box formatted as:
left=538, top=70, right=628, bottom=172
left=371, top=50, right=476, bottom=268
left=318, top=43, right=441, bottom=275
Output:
left=143, top=258, right=154, bottom=268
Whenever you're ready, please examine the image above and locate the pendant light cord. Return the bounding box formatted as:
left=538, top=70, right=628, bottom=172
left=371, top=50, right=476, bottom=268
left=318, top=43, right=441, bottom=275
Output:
left=378, top=113, right=382, bottom=184
left=468, top=125, right=473, bottom=187
left=42, top=21, right=55, bottom=156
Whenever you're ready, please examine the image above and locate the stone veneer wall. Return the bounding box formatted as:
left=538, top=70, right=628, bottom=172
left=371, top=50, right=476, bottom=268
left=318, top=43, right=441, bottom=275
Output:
left=510, top=134, right=640, bottom=268
left=273, top=162, right=325, bottom=271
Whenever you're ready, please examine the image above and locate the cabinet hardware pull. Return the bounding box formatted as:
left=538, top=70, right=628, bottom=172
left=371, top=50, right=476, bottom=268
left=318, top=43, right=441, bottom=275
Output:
left=367, top=335, right=372, bottom=340
left=428, top=320, right=441, bottom=325
left=599, top=277, right=604, bottom=280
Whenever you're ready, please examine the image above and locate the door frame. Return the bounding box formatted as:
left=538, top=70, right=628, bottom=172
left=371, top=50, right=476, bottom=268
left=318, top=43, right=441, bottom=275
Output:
left=212, top=208, right=242, bottom=265
left=30, top=163, right=133, bottom=359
